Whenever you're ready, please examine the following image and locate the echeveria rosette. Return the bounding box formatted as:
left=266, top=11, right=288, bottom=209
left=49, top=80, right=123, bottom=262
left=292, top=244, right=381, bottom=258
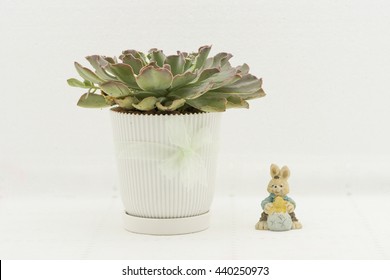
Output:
left=67, top=45, right=265, bottom=113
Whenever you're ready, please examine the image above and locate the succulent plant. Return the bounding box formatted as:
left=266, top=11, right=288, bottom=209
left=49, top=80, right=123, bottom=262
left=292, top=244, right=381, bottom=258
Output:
left=67, top=45, right=265, bottom=113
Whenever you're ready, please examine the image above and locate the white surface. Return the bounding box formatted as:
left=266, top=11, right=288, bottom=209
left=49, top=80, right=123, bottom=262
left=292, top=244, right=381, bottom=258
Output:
left=1, top=0, right=390, bottom=259
left=0, top=183, right=389, bottom=259
left=1, top=156, right=389, bottom=259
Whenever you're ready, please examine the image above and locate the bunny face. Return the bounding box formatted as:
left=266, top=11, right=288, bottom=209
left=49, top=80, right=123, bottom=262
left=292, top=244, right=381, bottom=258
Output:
left=267, top=164, right=290, bottom=197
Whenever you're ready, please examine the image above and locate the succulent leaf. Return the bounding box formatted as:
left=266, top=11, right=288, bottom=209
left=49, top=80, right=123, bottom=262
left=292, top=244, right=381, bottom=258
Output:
left=202, top=57, right=214, bottom=69
left=196, top=68, right=220, bottom=83
left=156, top=98, right=186, bottom=111
left=148, top=49, right=166, bottom=67
left=211, top=74, right=241, bottom=90
left=193, top=45, right=212, bottom=70
left=164, top=54, right=185, bottom=76
left=217, top=74, right=262, bottom=94
left=171, top=71, right=197, bottom=89
left=134, top=91, right=163, bottom=99
left=162, top=64, right=171, bottom=72
left=100, top=81, right=132, bottom=98
left=84, top=80, right=94, bottom=87
left=136, top=66, right=173, bottom=92
left=206, top=88, right=265, bottom=100
left=220, top=54, right=233, bottom=69
left=210, top=52, right=232, bottom=68
left=122, top=50, right=148, bottom=65
left=115, top=96, right=138, bottom=110
left=77, top=93, right=110, bottom=108
left=226, top=96, right=249, bottom=109
left=168, top=82, right=213, bottom=100
left=237, top=63, right=250, bottom=75
left=183, top=58, right=193, bottom=72
left=102, top=56, right=117, bottom=64
left=245, top=88, right=266, bottom=100
left=67, top=78, right=90, bottom=88
left=204, top=68, right=238, bottom=84
left=132, top=96, right=157, bottom=111
left=120, top=54, right=144, bottom=74
left=85, top=55, right=116, bottom=80
left=186, top=96, right=227, bottom=112
left=74, top=62, right=104, bottom=84
left=107, top=63, right=139, bottom=89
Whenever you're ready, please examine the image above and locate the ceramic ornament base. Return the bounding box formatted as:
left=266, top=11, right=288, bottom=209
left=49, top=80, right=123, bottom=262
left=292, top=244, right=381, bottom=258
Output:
left=123, top=211, right=210, bottom=235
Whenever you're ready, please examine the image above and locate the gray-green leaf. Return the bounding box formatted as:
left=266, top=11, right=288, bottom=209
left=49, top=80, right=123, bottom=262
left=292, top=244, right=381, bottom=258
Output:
left=171, top=71, right=197, bottom=89
left=132, top=96, right=157, bottom=111
left=136, top=66, right=173, bottom=91
left=120, top=54, right=144, bottom=74
left=186, top=96, right=227, bottom=112
left=194, top=45, right=211, bottom=70
left=77, top=93, right=110, bottom=108
left=156, top=99, right=186, bottom=111
left=115, top=96, right=139, bottom=110
left=85, top=55, right=116, bottom=80
left=148, top=49, right=166, bottom=67
left=74, top=62, right=104, bottom=84
left=108, top=63, right=139, bottom=89
left=236, top=63, right=250, bottom=75
left=122, top=50, right=148, bottom=65
left=100, top=81, right=132, bottom=98
left=164, top=54, right=185, bottom=76
left=67, top=78, right=90, bottom=88
left=168, top=82, right=213, bottom=100
left=217, top=75, right=262, bottom=94
left=226, top=96, right=249, bottom=109
left=196, top=68, right=220, bottom=83
left=210, top=52, right=232, bottom=68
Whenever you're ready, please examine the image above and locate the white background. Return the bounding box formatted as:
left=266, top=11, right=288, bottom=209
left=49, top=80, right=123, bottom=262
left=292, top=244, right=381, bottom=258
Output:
left=0, top=0, right=389, bottom=259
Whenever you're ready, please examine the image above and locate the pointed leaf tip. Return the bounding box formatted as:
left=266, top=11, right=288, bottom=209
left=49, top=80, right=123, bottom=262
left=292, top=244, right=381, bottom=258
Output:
left=77, top=93, right=110, bottom=108
left=67, top=78, right=89, bottom=88
left=74, top=62, right=104, bottom=84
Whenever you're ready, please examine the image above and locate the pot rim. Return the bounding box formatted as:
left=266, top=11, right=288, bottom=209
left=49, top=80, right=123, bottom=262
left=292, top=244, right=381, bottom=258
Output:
left=110, top=107, right=222, bottom=117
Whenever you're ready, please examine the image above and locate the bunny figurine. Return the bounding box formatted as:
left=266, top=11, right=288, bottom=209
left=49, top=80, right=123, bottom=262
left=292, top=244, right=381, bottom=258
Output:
left=255, top=164, right=302, bottom=231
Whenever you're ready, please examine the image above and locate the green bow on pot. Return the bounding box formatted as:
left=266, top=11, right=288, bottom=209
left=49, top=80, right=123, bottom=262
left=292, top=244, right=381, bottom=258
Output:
left=116, top=117, right=216, bottom=187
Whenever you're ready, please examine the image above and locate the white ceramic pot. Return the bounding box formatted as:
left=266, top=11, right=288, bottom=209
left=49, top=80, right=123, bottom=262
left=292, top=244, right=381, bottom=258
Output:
left=110, top=109, right=222, bottom=235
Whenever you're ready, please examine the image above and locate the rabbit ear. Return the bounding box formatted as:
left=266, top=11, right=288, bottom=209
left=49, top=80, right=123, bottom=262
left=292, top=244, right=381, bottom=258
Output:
left=280, top=166, right=290, bottom=179
left=270, top=164, right=280, bottom=178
